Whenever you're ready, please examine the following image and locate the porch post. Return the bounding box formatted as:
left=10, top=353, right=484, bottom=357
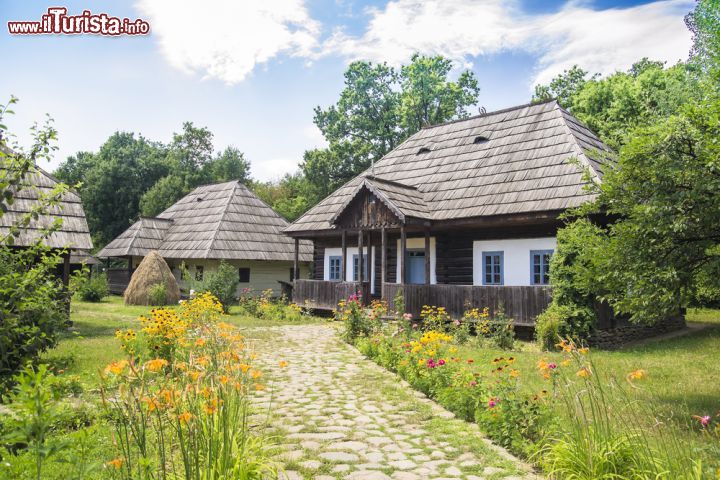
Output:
left=357, top=229, right=364, bottom=285
left=341, top=230, right=347, bottom=281
left=367, top=231, right=373, bottom=294
left=424, top=228, right=430, bottom=285
left=293, top=238, right=299, bottom=281
left=62, top=251, right=71, bottom=287
left=400, top=226, right=406, bottom=284
left=381, top=227, right=387, bottom=286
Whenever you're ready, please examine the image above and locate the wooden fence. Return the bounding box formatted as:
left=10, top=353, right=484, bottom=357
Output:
left=382, top=283, right=552, bottom=326
left=292, top=280, right=370, bottom=310
left=107, top=268, right=132, bottom=295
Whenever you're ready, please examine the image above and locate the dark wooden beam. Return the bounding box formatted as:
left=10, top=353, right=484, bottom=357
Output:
left=400, top=226, right=406, bottom=284
left=367, top=231, right=373, bottom=294
left=293, top=238, right=299, bottom=281
left=424, top=228, right=430, bottom=285
left=62, top=251, right=71, bottom=287
left=358, top=229, right=364, bottom=283
left=381, top=227, right=387, bottom=286
left=341, top=230, right=347, bottom=282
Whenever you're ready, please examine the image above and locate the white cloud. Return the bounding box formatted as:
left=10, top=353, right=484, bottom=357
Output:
left=324, top=0, right=694, bottom=87
left=251, top=157, right=301, bottom=181
left=135, top=0, right=321, bottom=85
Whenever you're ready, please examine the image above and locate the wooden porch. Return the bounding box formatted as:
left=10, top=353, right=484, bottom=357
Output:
left=292, top=279, right=551, bottom=326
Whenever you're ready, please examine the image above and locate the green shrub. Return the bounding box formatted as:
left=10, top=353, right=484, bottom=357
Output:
left=183, top=261, right=238, bottom=312
left=148, top=283, right=167, bottom=306
left=536, top=304, right=571, bottom=350
left=490, top=309, right=515, bottom=350
left=74, top=273, right=108, bottom=302
left=337, top=294, right=374, bottom=342
left=0, top=245, right=69, bottom=396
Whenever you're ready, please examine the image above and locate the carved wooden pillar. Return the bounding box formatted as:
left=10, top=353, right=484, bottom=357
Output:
left=293, top=238, right=299, bottom=281
left=367, top=231, right=373, bottom=294
left=380, top=227, right=387, bottom=287
left=357, top=229, right=364, bottom=292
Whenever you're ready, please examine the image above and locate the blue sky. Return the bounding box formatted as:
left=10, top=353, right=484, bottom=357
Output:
left=1, top=0, right=693, bottom=180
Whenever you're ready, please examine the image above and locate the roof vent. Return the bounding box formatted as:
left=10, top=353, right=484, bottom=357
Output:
left=196, top=196, right=203, bottom=202
left=473, top=135, right=490, bottom=144
left=417, top=145, right=432, bottom=154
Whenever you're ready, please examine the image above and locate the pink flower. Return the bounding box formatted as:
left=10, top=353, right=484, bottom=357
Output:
left=693, top=415, right=712, bottom=427
left=453, top=319, right=461, bottom=326
left=469, top=380, right=478, bottom=387
left=438, top=359, right=446, bottom=366
left=548, top=362, right=557, bottom=369
left=412, top=323, right=418, bottom=329
left=403, top=313, right=413, bottom=320
left=426, top=359, right=436, bottom=369
left=488, top=399, right=497, bottom=408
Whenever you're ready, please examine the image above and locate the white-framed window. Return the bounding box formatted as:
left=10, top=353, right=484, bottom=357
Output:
left=530, top=250, right=553, bottom=285
left=352, top=254, right=369, bottom=281
left=482, top=251, right=503, bottom=285
left=329, top=256, right=342, bottom=280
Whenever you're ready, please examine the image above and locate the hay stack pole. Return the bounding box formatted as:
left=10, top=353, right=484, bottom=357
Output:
left=124, top=251, right=181, bottom=305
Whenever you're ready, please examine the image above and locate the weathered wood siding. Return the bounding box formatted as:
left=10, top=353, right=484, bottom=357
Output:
left=107, top=268, right=132, bottom=295
left=293, top=280, right=371, bottom=309
left=382, top=283, right=552, bottom=326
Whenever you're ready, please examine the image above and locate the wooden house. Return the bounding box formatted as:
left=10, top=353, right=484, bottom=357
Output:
left=0, top=160, right=94, bottom=285
left=285, top=100, right=612, bottom=325
left=97, top=180, right=313, bottom=295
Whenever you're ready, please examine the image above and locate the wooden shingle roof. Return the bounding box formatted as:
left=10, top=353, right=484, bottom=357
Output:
left=97, top=180, right=312, bottom=262
left=286, top=99, right=612, bottom=234
left=0, top=162, right=93, bottom=250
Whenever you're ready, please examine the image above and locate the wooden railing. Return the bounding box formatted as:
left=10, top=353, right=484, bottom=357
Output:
left=293, top=280, right=370, bottom=310
left=382, top=283, right=552, bottom=326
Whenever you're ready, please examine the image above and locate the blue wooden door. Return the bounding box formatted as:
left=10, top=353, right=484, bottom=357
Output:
left=406, top=250, right=426, bottom=284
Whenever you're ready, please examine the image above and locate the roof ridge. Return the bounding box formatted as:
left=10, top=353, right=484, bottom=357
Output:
left=139, top=215, right=174, bottom=222
left=364, top=175, right=418, bottom=190
left=420, top=98, right=558, bottom=130
left=205, top=180, right=238, bottom=259
left=552, top=103, right=603, bottom=184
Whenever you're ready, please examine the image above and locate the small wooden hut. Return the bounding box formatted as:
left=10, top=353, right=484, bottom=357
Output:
left=98, top=180, right=312, bottom=295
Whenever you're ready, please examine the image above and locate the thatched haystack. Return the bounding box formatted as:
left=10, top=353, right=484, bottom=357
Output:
left=124, top=251, right=180, bottom=305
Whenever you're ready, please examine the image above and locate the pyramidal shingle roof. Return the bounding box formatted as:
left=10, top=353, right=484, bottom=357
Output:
left=0, top=160, right=93, bottom=250
left=286, top=99, right=613, bottom=234
left=98, top=180, right=312, bottom=261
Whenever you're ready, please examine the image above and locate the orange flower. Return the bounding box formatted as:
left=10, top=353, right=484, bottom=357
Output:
left=578, top=347, right=589, bottom=355
left=144, top=358, right=168, bottom=372
left=204, top=398, right=218, bottom=414
left=576, top=367, right=591, bottom=378
left=142, top=396, right=161, bottom=412
left=106, top=458, right=123, bottom=470
left=104, top=359, right=129, bottom=375
left=627, top=369, right=646, bottom=381
left=178, top=411, right=193, bottom=424
left=195, top=338, right=206, bottom=347
left=278, top=360, right=289, bottom=368
left=509, top=369, right=520, bottom=378
left=254, top=383, right=265, bottom=391
left=219, top=375, right=230, bottom=385
left=250, top=370, right=262, bottom=379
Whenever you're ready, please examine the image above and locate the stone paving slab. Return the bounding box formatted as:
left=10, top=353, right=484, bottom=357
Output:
left=247, top=324, right=539, bottom=480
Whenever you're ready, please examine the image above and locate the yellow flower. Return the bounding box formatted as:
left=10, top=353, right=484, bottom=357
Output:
left=204, top=398, right=218, bottom=414
left=142, top=396, right=161, bottom=412
left=219, top=375, right=230, bottom=385
left=278, top=360, right=289, bottom=368
left=250, top=370, right=262, bottom=379
left=576, top=367, right=591, bottom=378
left=195, top=338, right=206, bottom=347
left=627, top=369, right=646, bottom=381
left=104, top=359, right=129, bottom=376
left=106, top=458, right=123, bottom=470
left=144, top=358, right=168, bottom=372
left=509, top=369, right=520, bottom=378
left=238, top=363, right=251, bottom=373
left=578, top=347, right=589, bottom=355
left=254, top=383, right=265, bottom=391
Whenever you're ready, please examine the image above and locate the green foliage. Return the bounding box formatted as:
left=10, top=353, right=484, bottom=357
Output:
left=147, top=283, right=167, bottom=306
left=201, top=261, right=239, bottom=312
left=73, top=272, right=108, bottom=302
left=302, top=55, right=479, bottom=195
left=533, top=60, right=701, bottom=150
left=138, top=174, right=186, bottom=217
left=250, top=172, right=315, bottom=222
left=686, top=0, right=720, bottom=71
left=1, top=365, right=71, bottom=480
left=537, top=219, right=603, bottom=345
left=337, top=295, right=375, bottom=342
left=489, top=309, right=515, bottom=350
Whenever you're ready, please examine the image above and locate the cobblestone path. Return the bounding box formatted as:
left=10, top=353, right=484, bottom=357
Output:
left=248, top=324, right=538, bottom=480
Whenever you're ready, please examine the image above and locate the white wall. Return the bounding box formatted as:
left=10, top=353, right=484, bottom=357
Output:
left=323, top=247, right=376, bottom=293
left=472, top=237, right=556, bottom=286
left=395, top=237, right=437, bottom=285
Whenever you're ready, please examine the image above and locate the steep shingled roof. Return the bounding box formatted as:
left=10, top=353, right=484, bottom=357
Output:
left=97, top=180, right=312, bottom=261
left=286, top=99, right=613, bottom=234
left=0, top=160, right=93, bottom=250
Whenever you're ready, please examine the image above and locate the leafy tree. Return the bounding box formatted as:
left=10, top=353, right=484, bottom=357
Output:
left=303, top=55, right=480, bottom=195
left=203, top=146, right=251, bottom=184
left=398, top=54, right=480, bottom=133
left=251, top=172, right=315, bottom=222
left=78, top=132, right=169, bottom=245
left=52, top=150, right=94, bottom=186
left=686, top=0, right=720, bottom=71
left=139, top=174, right=186, bottom=217
left=534, top=60, right=701, bottom=150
